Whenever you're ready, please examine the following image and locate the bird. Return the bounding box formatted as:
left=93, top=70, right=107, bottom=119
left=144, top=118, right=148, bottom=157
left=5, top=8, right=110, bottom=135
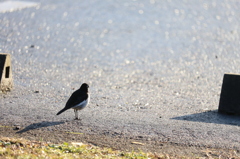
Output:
left=56, top=83, right=90, bottom=120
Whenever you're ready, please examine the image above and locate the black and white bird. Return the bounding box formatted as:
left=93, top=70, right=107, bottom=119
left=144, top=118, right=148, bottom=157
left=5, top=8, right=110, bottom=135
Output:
left=56, top=83, right=90, bottom=120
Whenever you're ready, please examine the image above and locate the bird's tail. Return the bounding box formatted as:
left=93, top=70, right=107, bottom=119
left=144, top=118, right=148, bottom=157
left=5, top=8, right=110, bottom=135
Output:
left=56, top=108, right=67, bottom=115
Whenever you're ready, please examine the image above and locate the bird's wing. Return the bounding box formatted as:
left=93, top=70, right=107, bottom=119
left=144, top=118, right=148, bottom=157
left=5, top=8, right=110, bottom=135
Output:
left=65, top=90, right=88, bottom=109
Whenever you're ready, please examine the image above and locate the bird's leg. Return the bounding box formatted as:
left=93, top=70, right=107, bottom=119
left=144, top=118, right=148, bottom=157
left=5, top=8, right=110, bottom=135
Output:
left=76, top=110, right=79, bottom=120
left=74, top=109, right=79, bottom=120
left=74, top=110, right=77, bottom=120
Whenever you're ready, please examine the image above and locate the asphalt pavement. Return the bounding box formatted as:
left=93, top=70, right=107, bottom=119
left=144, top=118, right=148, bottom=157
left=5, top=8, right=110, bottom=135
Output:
left=0, top=0, right=240, bottom=150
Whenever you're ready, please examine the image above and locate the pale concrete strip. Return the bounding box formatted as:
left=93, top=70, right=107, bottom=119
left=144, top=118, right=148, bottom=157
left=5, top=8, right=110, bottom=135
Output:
left=0, top=1, right=39, bottom=13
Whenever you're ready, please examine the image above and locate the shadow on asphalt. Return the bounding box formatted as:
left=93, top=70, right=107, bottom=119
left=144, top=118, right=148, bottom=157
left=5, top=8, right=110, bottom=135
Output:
left=171, top=110, right=240, bottom=126
left=17, top=121, right=64, bottom=133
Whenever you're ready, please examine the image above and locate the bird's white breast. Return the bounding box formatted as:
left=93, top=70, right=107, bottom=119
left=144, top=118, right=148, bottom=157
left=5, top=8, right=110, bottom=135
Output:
left=72, top=95, right=90, bottom=110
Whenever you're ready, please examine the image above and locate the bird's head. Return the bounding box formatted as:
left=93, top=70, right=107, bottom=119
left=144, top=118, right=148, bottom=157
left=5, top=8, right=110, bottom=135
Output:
left=80, top=83, right=89, bottom=92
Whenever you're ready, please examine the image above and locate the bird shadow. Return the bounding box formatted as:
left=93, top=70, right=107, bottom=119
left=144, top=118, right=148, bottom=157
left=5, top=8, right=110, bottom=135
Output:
left=17, top=121, right=64, bottom=133
left=171, top=110, right=240, bottom=126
